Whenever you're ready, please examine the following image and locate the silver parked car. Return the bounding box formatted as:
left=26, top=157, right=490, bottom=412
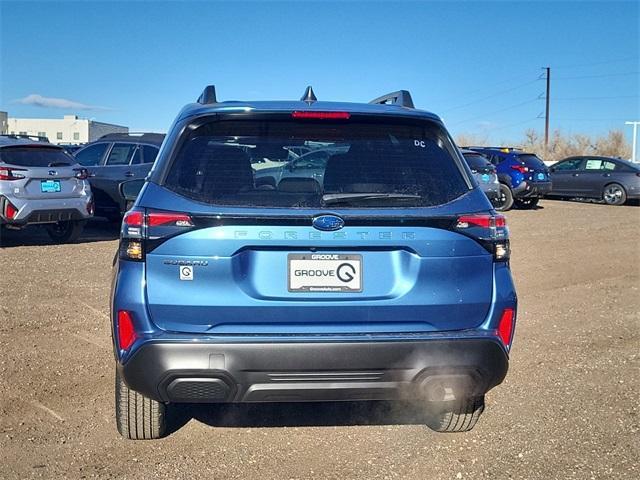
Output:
left=0, top=135, right=94, bottom=243
left=461, top=149, right=500, bottom=203
left=547, top=156, right=640, bottom=206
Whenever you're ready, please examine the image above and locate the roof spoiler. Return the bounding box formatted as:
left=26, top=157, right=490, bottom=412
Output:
left=369, top=90, right=415, bottom=108
left=466, top=146, right=523, bottom=152
left=197, top=85, right=218, bottom=104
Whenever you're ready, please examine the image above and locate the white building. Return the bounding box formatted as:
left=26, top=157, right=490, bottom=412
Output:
left=3, top=113, right=128, bottom=144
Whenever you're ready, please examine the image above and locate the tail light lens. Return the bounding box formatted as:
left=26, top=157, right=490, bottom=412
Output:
left=511, top=164, right=528, bottom=173
left=119, top=209, right=194, bottom=261
left=74, top=168, right=89, bottom=180
left=117, top=310, right=137, bottom=351
left=147, top=211, right=194, bottom=227
left=0, top=167, right=26, bottom=181
left=497, top=308, right=515, bottom=348
left=455, top=213, right=509, bottom=261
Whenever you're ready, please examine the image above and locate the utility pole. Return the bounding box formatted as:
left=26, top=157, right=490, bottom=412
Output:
left=625, top=121, right=639, bottom=163
left=544, top=67, right=550, bottom=152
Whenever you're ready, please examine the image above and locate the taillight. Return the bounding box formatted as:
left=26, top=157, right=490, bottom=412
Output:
left=292, top=111, right=351, bottom=120
left=119, top=209, right=194, bottom=261
left=455, top=213, right=509, bottom=261
left=74, top=168, right=89, bottom=180
left=147, top=211, right=194, bottom=227
left=0, top=167, right=26, bottom=181
left=117, top=310, right=137, bottom=351
left=510, top=164, right=528, bottom=173
left=497, top=308, right=515, bottom=347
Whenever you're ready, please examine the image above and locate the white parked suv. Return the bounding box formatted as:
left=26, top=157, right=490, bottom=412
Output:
left=0, top=135, right=94, bottom=243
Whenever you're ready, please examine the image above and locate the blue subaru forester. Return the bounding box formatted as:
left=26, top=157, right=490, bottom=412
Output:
left=111, top=86, right=517, bottom=439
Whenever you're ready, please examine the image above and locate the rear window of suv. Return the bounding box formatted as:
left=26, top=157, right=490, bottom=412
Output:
left=463, top=153, right=491, bottom=170
left=0, top=146, right=75, bottom=167
left=164, top=119, right=469, bottom=208
left=517, top=154, right=546, bottom=169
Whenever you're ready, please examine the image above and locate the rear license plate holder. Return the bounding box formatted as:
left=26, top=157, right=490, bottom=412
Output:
left=288, top=254, right=362, bottom=292
left=40, top=180, right=61, bottom=193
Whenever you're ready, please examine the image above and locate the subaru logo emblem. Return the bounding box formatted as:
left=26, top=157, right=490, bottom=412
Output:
left=48, top=170, right=57, bottom=176
left=312, top=215, right=344, bottom=231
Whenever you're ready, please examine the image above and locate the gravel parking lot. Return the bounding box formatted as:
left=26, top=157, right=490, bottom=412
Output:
left=1, top=199, right=638, bottom=480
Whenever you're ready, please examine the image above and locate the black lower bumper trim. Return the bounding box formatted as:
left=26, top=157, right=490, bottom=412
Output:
left=119, top=338, right=509, bottom=403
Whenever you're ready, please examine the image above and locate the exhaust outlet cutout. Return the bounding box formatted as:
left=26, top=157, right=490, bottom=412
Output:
left=421, top=374, right=475, bottom=402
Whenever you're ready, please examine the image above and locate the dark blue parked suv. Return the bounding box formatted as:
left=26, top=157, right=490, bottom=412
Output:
left=111, top=86, right=517, bottom=439
left=467, top=147, right=552, bottom=211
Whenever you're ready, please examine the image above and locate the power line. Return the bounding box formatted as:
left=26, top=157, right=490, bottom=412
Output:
left=443, top=78, right=540, bottom=112
left=450, top=98, right=540, bottom=126
left=446, top=72, right=539, bottom=101
left=552, top=56, right=639, bottom=69
left=554, top=71, right=639, bottom=80
left=482, top=117, right=541, bottom=132
left=553, top=117, right=630, bottom=121
left=553, top=95, right=639, bottom=100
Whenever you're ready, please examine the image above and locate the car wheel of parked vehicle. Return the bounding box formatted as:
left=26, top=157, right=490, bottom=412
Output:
left=425, top=396, right=485, bottom=433
left=45, top=220, right=86, bottom=243
left=492, top=184, right=514, bottom=211
left=602, top=183, right=627, bottom=206
left=514, top=197, right=539, bottom=209
left=115, top=370, right=167, bottom=440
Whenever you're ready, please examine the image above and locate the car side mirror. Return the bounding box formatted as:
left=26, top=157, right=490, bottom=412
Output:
left=119, top=179, right=145, bottom=202
left=549, top=167, right=556, bottom=173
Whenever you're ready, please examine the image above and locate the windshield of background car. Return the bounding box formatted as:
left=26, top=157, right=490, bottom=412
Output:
left=0, top=146, right=76, bottom=167
left=164, top=119, right=470, bottom=208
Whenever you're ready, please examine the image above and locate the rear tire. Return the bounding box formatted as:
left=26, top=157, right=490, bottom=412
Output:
left=492, top=184, right=514, bottom=211
left=425, top=396, right=485, bottom=433
left=45, top=220, right=86, bottom=243
left=115, top=370, right=167, bottom=440
left=603, top=183, right=627, bottom=206
left=514, top=197, right=539, bottom=209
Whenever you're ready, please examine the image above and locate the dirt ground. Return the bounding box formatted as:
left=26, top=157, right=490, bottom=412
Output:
left=1, top=199, right=638, bottom=480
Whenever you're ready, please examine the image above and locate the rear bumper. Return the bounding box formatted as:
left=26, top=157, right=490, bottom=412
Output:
left=118, top=337, right=509, bottom=403
left=513, top=180, right=552, bottom=198
left=0, top=195, right=92, bottom=225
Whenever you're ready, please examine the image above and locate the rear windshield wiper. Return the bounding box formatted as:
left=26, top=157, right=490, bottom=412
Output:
left=48, top=162, right=72, bottom=167
left=322, top=192, right=422, bottom=205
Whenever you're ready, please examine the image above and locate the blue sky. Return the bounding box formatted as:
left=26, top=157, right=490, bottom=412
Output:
left=1, top=1, right=638, bottom=143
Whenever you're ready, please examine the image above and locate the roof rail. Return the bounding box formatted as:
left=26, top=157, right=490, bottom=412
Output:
left=369, top=90, right=415, bottom=108
left=0, top=133, right=49, bottom=143
left=197, top=85, right=217, bottom=104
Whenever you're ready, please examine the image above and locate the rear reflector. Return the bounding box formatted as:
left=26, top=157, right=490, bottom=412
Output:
left=497, top=308, right=515, bottom=347
left=5, top=200, right=18, bottom=220
left=292, top=111, right=351, bottom=120
left=117, top=310, right=137, bottom=351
